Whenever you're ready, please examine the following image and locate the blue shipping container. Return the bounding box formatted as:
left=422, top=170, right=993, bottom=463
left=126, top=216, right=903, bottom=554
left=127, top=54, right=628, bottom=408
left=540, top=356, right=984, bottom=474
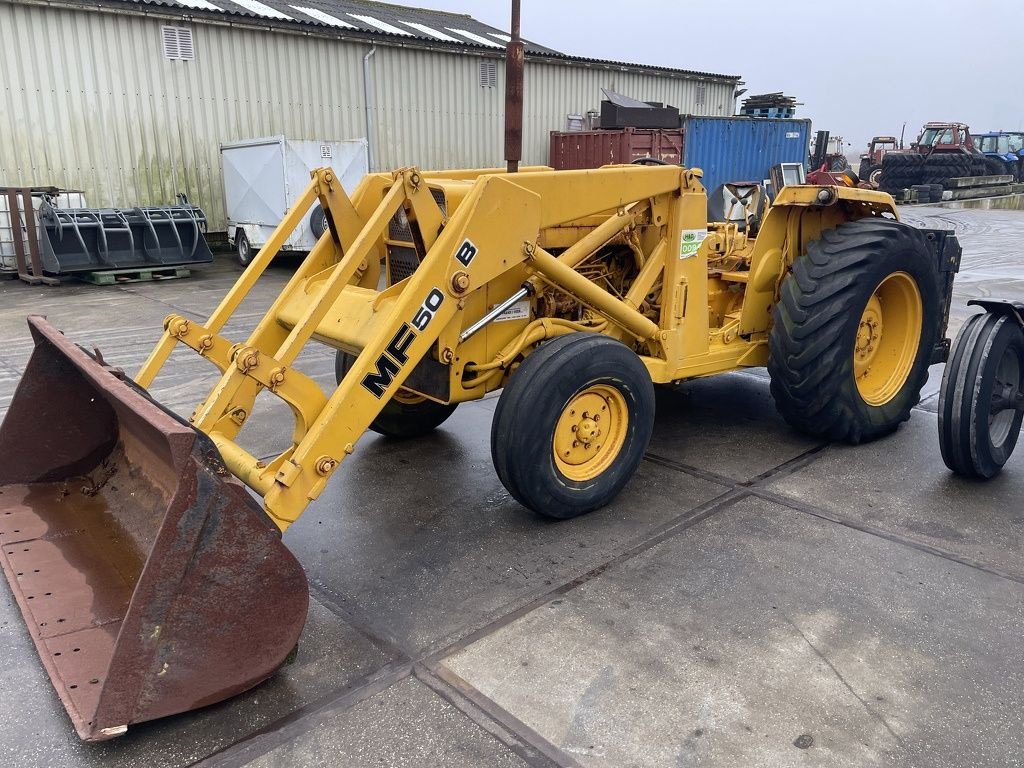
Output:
left=682, top=116, right=811, bottom=194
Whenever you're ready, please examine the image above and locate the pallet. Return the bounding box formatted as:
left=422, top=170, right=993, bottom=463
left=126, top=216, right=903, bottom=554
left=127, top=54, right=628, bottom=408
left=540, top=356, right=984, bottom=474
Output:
left=77, top=266, right=192, bottom=285
left=944, top=174, right=1014, bottom=189
left=946, top=185, right=1014, bottom=201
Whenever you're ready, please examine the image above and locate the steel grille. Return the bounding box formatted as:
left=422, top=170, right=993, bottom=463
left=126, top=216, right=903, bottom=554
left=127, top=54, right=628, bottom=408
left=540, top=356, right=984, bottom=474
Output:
left=387, top=245, right=419, bottom=284
left=387, top=188, right=447, bottom=242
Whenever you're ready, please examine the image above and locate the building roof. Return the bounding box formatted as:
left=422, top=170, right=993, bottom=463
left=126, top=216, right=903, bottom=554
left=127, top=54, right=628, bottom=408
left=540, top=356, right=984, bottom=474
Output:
left=37, top=0, right=740, bottom=81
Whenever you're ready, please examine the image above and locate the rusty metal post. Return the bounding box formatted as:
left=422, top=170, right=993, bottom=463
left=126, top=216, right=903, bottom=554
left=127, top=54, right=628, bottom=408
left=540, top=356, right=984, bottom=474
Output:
left=505, top=0, right=524, bottom=173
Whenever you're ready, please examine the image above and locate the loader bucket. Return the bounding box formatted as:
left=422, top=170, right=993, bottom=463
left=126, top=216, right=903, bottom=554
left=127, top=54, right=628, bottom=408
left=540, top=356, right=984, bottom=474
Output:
left=0, top=316, right=308, bottom=741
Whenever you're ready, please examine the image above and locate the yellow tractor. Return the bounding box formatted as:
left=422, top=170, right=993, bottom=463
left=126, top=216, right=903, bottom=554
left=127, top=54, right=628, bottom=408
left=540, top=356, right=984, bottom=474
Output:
left=0, top=163, right=959, bottom=740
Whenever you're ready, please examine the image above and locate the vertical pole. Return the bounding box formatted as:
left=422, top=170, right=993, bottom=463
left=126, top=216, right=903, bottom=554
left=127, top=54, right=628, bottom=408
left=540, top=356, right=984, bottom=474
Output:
left=505, top=0, right=524, bottom=173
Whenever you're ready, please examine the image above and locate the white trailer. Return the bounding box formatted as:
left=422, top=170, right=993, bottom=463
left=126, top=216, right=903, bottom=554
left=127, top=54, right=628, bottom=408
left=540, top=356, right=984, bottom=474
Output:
left=221, top=136, right=368, bottom=266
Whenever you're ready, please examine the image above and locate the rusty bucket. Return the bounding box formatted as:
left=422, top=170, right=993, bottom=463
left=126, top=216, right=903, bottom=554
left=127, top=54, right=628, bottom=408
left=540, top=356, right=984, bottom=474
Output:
left=0, top=317, right=308, bottom=741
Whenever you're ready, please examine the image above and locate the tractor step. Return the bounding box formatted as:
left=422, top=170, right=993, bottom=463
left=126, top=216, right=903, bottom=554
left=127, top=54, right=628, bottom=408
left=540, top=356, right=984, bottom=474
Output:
left=77, top=266, right=192, bottom=285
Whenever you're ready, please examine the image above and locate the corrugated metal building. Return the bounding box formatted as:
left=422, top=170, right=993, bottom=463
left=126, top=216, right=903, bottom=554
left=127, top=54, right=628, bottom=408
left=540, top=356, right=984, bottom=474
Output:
left=0, top=0, right=741, bottom=231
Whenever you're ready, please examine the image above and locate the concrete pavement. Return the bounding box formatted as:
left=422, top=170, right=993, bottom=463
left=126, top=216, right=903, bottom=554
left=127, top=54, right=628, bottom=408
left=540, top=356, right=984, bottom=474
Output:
left=0, top=206, right=1022, bottom=767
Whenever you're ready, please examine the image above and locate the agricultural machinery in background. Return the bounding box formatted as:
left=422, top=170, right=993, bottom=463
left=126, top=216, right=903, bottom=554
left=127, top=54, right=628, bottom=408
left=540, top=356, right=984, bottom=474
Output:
left=973, top=132, right=1024, bottom=181
left=878, top=121, right=1012, bottom=202
left=858, top=135, right=901, bottom=185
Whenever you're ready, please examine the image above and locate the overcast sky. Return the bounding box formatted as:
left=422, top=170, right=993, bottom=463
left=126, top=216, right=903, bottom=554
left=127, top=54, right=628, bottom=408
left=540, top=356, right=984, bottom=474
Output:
left=408, top=0, right=1023, bottom=155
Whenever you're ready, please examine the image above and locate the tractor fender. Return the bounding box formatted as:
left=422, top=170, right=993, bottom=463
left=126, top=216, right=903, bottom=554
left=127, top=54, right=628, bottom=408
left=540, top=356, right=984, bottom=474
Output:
left=739, top=187, right=900, bottom=335
left=967, top=299, right=1024, bottom=328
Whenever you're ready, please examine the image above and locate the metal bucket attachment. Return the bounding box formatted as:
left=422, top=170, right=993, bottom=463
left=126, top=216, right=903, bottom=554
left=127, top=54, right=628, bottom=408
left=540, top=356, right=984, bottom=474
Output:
left=37, top=199, right=213, bottom=274
left=0, top=317, right=308, bottom=741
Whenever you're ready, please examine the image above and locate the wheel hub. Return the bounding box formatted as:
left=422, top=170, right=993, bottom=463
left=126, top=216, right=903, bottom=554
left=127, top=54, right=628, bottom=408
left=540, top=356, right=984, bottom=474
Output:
left=853, top=272, right=923, bottom=406
left=553, top=386, right=628, bottom=481
left=855, top=296, right=883, bottom=372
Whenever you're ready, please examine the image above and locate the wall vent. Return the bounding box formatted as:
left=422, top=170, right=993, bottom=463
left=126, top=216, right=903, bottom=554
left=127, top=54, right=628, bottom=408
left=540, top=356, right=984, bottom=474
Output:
left=695, top=82, right=707, bottom=106
left=479, top=60, right=497, bottom=88
left=162, top=26, right=195, bottom=61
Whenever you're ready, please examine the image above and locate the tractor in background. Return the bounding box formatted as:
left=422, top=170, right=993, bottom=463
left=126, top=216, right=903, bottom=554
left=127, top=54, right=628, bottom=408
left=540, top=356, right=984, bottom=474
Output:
left=859, top=135, right=901, bottom=185
left=973, top=132, right=1024, bottom=181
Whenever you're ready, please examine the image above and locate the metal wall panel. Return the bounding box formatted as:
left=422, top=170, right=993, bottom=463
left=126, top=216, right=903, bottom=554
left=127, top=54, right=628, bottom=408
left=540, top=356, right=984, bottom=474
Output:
left=0, top=3, right=367, bottom=231
left=0, top=2, right=738, bottom=231
left=681, top=116, right=812, bottom=192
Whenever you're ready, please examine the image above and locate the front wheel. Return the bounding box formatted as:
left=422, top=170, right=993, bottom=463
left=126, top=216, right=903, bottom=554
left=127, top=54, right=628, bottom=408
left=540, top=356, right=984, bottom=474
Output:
left=865, top=164, right=883, bottom=185
left=939, top=311, right=1024, bottom=478
left=490, top=333, right=655, bottom=519
left=769, top=219, right=940, bottom=444
left=335, top=352, right=457, bottom=438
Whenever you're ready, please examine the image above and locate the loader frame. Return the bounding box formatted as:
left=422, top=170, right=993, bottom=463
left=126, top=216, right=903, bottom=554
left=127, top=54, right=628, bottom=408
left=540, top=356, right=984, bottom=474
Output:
left=136, top=165, right=899, bottom=530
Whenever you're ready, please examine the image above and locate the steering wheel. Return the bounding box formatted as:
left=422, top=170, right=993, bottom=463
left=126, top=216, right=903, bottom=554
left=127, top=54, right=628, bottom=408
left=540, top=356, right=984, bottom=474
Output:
left=631, top=157, right=670, bottom=166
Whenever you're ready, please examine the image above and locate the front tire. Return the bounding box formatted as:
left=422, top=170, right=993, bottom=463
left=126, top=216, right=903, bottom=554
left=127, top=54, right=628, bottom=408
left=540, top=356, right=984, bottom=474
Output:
left=768, top=219, right=940, bottom=444
left=490, top=333, right=655, bottom=519
left=335, top=352, right=457, bottom=438
left=939, top=312, right=1024, bottom=478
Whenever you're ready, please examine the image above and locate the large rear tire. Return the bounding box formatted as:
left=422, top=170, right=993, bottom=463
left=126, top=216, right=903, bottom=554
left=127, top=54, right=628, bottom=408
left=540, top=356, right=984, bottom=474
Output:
left=335, top=352, right=457, bottom=438
left=768, top=219, right=940, bottom=444
left=939, top=312, right=1024, bottom=478
left=490, top=333, right=655, bottom=519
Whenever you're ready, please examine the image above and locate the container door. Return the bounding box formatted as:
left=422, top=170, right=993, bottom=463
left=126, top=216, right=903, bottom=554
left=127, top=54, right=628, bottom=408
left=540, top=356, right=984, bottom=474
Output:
left=220, top=138, right=288, bottom=236
left=287, top=140, right=370, bottom=248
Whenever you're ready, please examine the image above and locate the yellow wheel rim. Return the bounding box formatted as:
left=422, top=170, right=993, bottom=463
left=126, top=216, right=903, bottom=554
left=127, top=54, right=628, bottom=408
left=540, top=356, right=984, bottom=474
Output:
left=553, top=385, right=629, bottom=482
left=854, top=271, right=923, bottom=406
left=392, top=388, right=426, bottom=405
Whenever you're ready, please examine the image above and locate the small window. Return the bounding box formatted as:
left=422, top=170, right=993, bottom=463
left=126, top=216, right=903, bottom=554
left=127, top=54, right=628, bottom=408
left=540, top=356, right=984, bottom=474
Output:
left=479, top=60, right=497, bottom=88
left=162, top=26, right=195, bottom=61
left=695, top=82, right=707, bottom=106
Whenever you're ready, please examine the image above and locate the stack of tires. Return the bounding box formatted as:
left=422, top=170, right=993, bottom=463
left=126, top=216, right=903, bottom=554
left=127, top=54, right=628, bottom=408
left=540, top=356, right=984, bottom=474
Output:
left=878, top=154, right=926, bottom=193
left=908, top=183, right=945, bottom=204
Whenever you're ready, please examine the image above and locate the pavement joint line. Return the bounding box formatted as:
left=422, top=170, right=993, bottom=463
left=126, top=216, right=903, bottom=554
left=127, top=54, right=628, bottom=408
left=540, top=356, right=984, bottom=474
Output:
left=235, top=490, right=744, bottom=767
left=643, top=452, right=735, bottom=486
left=421, top=487, right=750, bottom=667
left=306, top=576, right=416, bottom=661
left=744, top=441, right=831, bottom=487
left=414, top=664, right=573, bottom=768
left=783, top=615, right=906, bottom=748
left=191, top=660, right=415, bottom=768
left=751, top=487, right=1024, bottom=586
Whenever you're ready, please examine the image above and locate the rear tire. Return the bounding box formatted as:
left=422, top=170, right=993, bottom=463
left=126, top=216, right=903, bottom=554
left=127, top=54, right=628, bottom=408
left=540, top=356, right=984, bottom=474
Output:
left=490, top=333, right=655, bottom=519
left=768, top=219, right=940, bottom=444
left=235, top=230, right=254, bottom=268
left=335, top=352, right=457, bottom=438
left=939, top=312, right=1024, bottom=478
left=986, top=157, right=1008, bottom=176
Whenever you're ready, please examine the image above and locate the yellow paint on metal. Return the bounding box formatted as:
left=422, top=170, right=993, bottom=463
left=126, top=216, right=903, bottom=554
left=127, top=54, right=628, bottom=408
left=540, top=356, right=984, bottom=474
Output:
left=854, top=271, right=923, bottom=406
left=553, top=385, right=628, bottom=481
left=133, top=162, right=907, bottom=531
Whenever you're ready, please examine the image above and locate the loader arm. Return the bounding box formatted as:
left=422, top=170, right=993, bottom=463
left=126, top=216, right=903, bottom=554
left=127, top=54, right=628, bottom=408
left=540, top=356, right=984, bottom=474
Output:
left=140, top=169, right=543, bottom=529
left=136, top=164, right=719, bottom=532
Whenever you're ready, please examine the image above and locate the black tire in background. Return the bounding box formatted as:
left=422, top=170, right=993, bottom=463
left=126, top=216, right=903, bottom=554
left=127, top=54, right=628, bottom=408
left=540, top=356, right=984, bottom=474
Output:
left=309, top=204, right=330, bottom=240
left=865, top=165, right=883, bottom=185
left=235, top=230, right=254, bottom=267
left=986, top=157, right=1009, bottom=176
left=768, top=219, right=940, bottom=444
left=335, top=351, right=457, bottom=438
left=490, top=333, right=655, bottom=519
left=939, top=312, right=1024, bottom=478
